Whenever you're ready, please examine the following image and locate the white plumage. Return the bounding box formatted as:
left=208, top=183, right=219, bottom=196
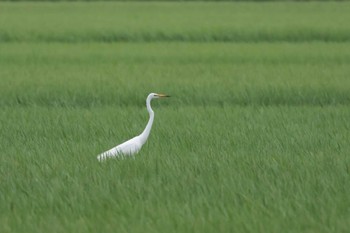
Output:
left=97, top=93, right=169, bottom=161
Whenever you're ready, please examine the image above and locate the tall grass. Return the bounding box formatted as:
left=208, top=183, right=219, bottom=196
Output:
left=1, top=2, right=350, bottom=233
left=1, top=2, right=350, bottom=42
left=1, top=42, right=350, bottom=107
left=1, top=105, right=350, bottom=233
left=1, top=41, right=350, bottom=233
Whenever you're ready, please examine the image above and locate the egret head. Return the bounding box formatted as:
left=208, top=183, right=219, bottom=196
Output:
left=149, top=93, right=170, bottom=99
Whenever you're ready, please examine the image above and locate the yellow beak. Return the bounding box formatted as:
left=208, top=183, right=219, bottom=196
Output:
left=156, top=93, right=170, bottom=98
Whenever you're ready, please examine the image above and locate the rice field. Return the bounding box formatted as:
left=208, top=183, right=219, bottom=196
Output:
left=0, top=2, right=350, bottom=233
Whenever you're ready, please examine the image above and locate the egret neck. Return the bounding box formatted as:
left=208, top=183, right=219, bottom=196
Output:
left=139, top=94, right=154, bottom=145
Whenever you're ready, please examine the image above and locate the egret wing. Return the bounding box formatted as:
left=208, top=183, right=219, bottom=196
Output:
left=97, top=136, right=142, bottom=161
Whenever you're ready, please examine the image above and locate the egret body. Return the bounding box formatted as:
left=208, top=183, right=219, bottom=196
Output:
left=97, top=93, right=169, bottom=161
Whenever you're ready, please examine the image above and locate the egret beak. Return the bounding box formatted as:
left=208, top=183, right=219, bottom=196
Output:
left=156, top=93, right=170, bottom=98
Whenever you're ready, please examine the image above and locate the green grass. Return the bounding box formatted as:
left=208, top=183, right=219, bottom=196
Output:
left=1, top=2, right=350, bottom=233
left=1, top=42, right=350, bottom=107
left=1, top=105, right=350, bottom=233
left=1, top=2, right=350, bottom=42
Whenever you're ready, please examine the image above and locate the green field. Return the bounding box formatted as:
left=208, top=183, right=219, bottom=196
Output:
left=1, top=2, right=350, bottom=233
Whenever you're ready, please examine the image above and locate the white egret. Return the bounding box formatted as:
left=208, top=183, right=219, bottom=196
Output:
left=97, top=93, right=170, bottom=161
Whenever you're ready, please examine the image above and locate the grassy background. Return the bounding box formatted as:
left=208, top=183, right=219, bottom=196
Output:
left=1, top=42, right=350, bottom=107
left=1, top=2, right=350, bottom=42
left=1, top=2, right=350, bottom=233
